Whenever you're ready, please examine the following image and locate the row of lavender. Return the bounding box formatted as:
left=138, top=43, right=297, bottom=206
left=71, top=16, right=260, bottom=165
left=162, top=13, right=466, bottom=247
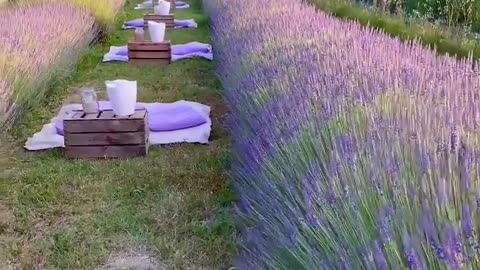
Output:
left=204, top=0, right=480, bottom=268
left=0, top=1, right=122, bottom=129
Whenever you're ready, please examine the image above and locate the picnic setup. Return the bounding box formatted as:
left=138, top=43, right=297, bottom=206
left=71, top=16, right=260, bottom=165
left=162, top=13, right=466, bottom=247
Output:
left=24, top=0, right=213, bottom=159
left=8, top=0, right=480, bottom=267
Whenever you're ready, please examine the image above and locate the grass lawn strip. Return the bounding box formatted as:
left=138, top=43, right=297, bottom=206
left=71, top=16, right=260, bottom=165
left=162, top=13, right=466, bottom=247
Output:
left=0, top=0, right=235, bottom=268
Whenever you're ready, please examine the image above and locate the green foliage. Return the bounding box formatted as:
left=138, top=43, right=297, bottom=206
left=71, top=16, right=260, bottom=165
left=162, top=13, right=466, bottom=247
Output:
left=308, top=0, right=480, bottom=60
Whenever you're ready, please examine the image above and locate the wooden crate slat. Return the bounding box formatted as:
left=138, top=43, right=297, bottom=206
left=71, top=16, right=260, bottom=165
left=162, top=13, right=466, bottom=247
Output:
left=99, top=110, right=115, bottom=119
left=72, top=111, right=84, bottom=119
left=144, top=14, right=175, bottom=29
left=64, top=119, right=145, bottom=133
left=64, top=132, right=146, bottom=146
left=83, top=112, right=99, bottom=119
left=128, top=41, right=171, bottom=51
left=144, top=14, right=174, bottom=20
left=128, top=51, right=171, bottom=59
left=65, top=145, right=148, bottom=159
left=131, top=111, right=147, bottom=119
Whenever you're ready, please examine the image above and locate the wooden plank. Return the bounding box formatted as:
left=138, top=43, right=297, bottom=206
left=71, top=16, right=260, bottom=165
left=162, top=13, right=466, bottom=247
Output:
left=64, top=119, right=145, bottom=133
left=128, top=41, right=171, bottom=51
left=128, top=51, right=171, bottom=59
left=99, top=110, right=115, bottom=119
left=144, top=14, right=174, bottom=20
left=72, top=112, right=84, bottom=119
left=65, top=145, right=148, bottom=159
left=128, top=44, right=171, bottom=51
left=131, top=110, right=147, bottom=119
left=129, top=58, right=171, bottom=65
left=64, top=132, right=146, bottom=146
left=84, top=112, right=99, bottom=119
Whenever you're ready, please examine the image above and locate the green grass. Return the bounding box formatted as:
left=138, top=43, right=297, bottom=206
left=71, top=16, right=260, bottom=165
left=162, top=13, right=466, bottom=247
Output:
left=0, top=0, right=237, bottom=269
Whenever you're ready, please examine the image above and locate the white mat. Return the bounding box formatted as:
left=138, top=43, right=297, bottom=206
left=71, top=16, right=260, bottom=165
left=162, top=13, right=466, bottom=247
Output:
left=24, top=101, right=211, bottom=151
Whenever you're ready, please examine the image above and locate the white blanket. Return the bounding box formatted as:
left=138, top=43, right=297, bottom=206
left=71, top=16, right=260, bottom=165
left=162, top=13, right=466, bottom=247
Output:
left=24, top=101, right=211, bottom=151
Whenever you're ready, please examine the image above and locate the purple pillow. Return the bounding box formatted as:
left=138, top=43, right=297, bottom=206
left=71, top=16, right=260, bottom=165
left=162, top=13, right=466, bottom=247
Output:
left=115, top=46, right=128, bottom=56
left=147, top=103, right=207, bottom=131
left=55, top=102, right=207, bottom=135
left=172, top=42, right=211, bottom=55
left=175, top=20, right=191, bottom=27
left=124, top=18, right=144, bottom=28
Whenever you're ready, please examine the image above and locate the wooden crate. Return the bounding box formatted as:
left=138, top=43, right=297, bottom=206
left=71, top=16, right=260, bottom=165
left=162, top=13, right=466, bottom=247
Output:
left=144, top=14, right=175, bottom=29
left=128, top=40, right=171, bottom=64
left=64, top=110, right=149, bottom=159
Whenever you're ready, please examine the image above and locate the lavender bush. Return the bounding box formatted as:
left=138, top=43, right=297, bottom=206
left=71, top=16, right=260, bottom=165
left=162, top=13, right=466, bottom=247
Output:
left=0, top=2, right=96, bottom=128
left=204, top=0, right=480, bottom=268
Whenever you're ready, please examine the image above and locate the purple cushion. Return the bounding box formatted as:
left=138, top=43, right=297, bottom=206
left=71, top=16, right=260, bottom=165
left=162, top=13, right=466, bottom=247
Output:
left=124, top=18, right=144, bottom=28
left=147, top=103, right=207, bottom=131
left=172, top=42, right=211, bottom=55
left=55, top=102, right=207, bottom=135
left=116, top=46, right=128, bottom=56
left=175, top=20, right=191, bottom=27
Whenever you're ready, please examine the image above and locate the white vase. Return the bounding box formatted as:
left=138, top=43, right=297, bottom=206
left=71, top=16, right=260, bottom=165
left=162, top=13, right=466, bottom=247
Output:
left=148, top=21, right=166, bottom=42
left=154, top=1, right=170, bottom=15
left=105, top=80, right=137, bottom=116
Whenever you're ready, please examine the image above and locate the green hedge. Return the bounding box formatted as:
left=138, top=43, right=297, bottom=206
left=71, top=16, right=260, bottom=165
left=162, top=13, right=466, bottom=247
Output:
left=307, top=0, right=480, bottom=61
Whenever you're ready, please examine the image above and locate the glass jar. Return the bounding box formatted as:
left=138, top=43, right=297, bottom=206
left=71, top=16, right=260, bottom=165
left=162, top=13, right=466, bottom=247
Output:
left=135, top=28, right=145, bottom=42
left=80, top=87, right=99, bottom=114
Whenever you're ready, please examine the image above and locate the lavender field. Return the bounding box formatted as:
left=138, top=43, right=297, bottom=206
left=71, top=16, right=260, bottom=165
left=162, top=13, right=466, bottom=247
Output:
left=0, top=0, right=235, bottom=268
left=0, top=0, right=122, bottom=129
left=204, top=0, right=480, bottom=268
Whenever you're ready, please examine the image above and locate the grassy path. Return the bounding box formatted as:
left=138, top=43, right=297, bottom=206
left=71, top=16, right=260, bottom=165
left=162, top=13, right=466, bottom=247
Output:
left=0, top=0, right=235, bottom=269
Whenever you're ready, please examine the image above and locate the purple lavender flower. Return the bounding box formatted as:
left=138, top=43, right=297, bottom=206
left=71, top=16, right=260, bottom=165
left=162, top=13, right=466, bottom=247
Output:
left=375, top=209, right=393, bottom=243
left=373, top=241, right=389, bottom=270
left=450, top=124, right=459, bottom=152
left=402, top=231, right=424, bottom=270
left=205, top=0, right=480, bottom=267
left=0, top=3, right=96, bottom=128
left=462, top=204, right=473, bottom=239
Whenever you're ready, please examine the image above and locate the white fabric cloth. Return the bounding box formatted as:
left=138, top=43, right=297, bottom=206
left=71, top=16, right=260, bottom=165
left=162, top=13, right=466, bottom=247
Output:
left=24, top=101, right=212, bottom=151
